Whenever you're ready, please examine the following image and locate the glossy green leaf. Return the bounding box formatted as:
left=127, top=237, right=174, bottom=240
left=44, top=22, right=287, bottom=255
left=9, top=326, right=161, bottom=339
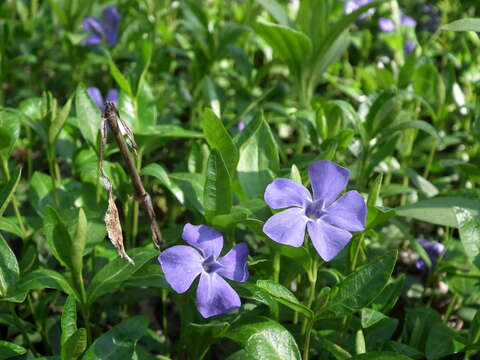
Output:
left=425, top=323, right=466, bottom=359
left=3, top=268, right=77, bottom=303
left=203, top=108, right=238, bottom=178
left=396, top=197, right=480, bottom=228
left=108, top=57, right=132, bottom=96
left=61, top=328, right=87, bottom=360
left=142, top=163, right=184, bottom=204
left=442, top=18, right=480, bottom=32
left=361, top=308, right=388, bottom=328
left=320, top=251, right=397, bottom=318
left=237, top=112, right=279, bottom=198
left=317, top=335, right=352, bottom=360
left=87, top=247, right=158, bottom=304
left=256, top=280, right=313, bottom=318
left=75, top=84, right=101, bottom=148
left=255, top=20, right=312, bottom=78
left=351, top=352, right=412, bottom=360
left=256, top=0, right=293, bottom=27
left=0, top=234, right=19, bottom=297
left=83, top=316, right=149, bottom=360
left=0, top=341, right=27, bottom=359
left=61, top=295, right=78, bottom=346
left=227, top=316, right=301, bottom=360
left=454, top=207, right=480, bottom=262
left=0, top=168, right=22, bottom=218
left=204, top=149, right=232, bottom=221
left=185, top=322, right=230, bottom=359
left=383, top=120, right=442, bottom=143
left=49, top=95, right=73, bottom=144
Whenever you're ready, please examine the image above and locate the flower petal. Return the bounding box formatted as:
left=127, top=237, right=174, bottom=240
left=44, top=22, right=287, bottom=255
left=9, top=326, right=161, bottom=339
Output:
left=196, top=273, right=241, bottom=318
left=102, top=6, right=121, bottom=46
left=86, top=87, right=104, bottom=110
left=263, top=208, right=308, bottom=247
left=264, top=178, right=312, bottom=209
left=83, top=34, right=103, bottom=46
left=182, top=223, right=223, bottom=259
left=323, top=190, right=366, bottom=232
left=106, top=88, right=119, bottom=104
left=158, top=245, right=203, bottom=293
left=308, top=160, right=349, bottom=206
left=307, top=221, right=352, bottom=261
left=217, top=243, right=249, bottom=282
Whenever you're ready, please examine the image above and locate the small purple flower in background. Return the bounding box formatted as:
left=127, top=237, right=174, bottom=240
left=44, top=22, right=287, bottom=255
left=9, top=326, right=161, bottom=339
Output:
left=344, top=0, right=375, bottom=20
left=87, top=87, right=118, bottom=111
left=159, top=223, right=249, bottom=318
left=379, top=18, right=395, bottom=33
left=420, top=5, right=442, bottom=32
left=263, top=160, right=367, bottom=262
left=237, top=121, right=245, bottom=131
left=379, top=13, right=416, bottom=33
left=83, top=6, right=121, bottom=47
left=415, top=239, right=445, bottom=270
left=404, top=39, right=415, bottom=54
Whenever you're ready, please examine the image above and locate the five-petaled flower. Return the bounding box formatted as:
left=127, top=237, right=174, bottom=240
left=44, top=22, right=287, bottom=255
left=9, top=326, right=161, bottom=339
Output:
left=263, top=160, right=367, bottom=262
left=158, top=223, right=249, bottom=318
left=87, top=87, right=118, bottom=111
left=82, top=6, right=121, bottom=47
left=415, top=239, right=445, bottom=270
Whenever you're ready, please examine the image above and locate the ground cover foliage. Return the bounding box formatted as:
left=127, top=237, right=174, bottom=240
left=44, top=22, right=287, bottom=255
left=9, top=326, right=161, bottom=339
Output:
left=1, top=0, right=480, bottom=359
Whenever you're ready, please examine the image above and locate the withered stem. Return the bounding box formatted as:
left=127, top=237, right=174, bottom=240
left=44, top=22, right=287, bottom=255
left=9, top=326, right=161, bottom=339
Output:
left=102, top=102, right=163, bottom=249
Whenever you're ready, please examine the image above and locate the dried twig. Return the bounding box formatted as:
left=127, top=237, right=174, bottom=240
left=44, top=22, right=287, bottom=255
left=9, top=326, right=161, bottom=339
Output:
left=100, top=101, right=163, bottom=251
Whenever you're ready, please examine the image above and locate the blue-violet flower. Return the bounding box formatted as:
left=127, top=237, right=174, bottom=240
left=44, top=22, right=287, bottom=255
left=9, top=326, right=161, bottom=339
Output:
left=415, top=239, right=445, bottom=270
left=82, top=6, right=121, bottom=47
left=263, top=160, right=367, bottom=262
left=159, top=223, right=249, bottom=318
left=87, top=87, right=118, bottom=111
left=344, top=0, right=375, bottom=19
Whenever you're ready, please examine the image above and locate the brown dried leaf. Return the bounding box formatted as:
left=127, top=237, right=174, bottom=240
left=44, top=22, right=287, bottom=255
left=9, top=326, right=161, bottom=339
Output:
left=104, top=190, right=134, bottom=264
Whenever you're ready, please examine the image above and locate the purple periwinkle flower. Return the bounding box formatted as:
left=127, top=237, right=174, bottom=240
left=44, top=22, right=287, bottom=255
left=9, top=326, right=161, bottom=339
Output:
left=82, top=6, right=121, bottom=47
left=404, top=39, right=415, bottom=54
left=401, top=15, right=417, bottom=27
left=344, top=0, right=375, bottom=20
left=420, top=5, right=441, bottom=32
left=237, top=121, right=245, bottom=131
left=87, top=87, right=118, bottom=111
left=158, top=224, right=249, bottom=318
left=415, top=239, right=445, bottom=270
left=379, top=18, right=395, bottom=33
left=263, top=160, right=367, bottom=262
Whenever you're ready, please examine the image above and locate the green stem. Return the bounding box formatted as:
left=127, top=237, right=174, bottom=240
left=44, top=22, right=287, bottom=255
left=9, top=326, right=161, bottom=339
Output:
left=423, top=144, right=437, bottom=179
left=273, top=251, right=280, bottom=283
left=9, top=304, right=37, bottom=356
left=46, top=145, right=60, bottom=206
left=350, top=233, right=365, bottom=273
left=1, top=158, right=27, bottom=237
left=302, top=258, right=318, bottom=360
left=443, top=292, right=459, bottom=324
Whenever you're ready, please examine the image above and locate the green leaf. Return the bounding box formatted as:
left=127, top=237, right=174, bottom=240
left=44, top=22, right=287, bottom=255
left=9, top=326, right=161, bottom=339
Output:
left=136, top=80, right=156, bottom=130
left=0, top=109, right=21, bottom=158
left=361, top=308, right=388, bottom=328
left=396, top=197, right=480, bottom=228
left=425, top=323, right=466, bottom=359
left=351, top=352, right=412, bottom=360
left=4, top=268, right=77, bottom=303
left=135, top=125, right=203, bottom=139
left=0, top=341, right=27, bottom=359
left=61, top=328, right=87, bottom=360
left=108, top=57, right=132, bottom=96
left=49, top=96, right=73, bottom=144
left=204, top=149, right=232, bottom=221
left=226, top=316, right=301, bottom=360
left=256, top=0, right=293, bottom=28
left=320, top=251, right=397, bottom=318
left=237, top=112, right=279, bottom=198
left=43, top=207, right=86, bottom=280
left=0, top=234, right=19, bottom=297
left=0, top=168, right=22, bottom=218
left=75, top=84, right=101, bottom=148
left=83, top=316, right=149, bottom=360
left=87, top=247, right=158, bottom=304
left=454, top=207, right=480, bottom=262
left=256, top=280, right=313, bottom=319
left=370, top=274, right=405, bottom=313
left=383, top=120, right=442, bottom=144
left=255, top=20, right=312, bottom=78
left=402, top=168, right=439, bottom=198
left=61, top=296, right=78, bottom=346
left=141, top=163, right=184, bottom=204
left=203, top=108, right=238, bottom=178
left=442, top=18, right=480, bottom=32
left=317, top=335, right=352, bottom=360
left=184, top=322, right=230, bottom=359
